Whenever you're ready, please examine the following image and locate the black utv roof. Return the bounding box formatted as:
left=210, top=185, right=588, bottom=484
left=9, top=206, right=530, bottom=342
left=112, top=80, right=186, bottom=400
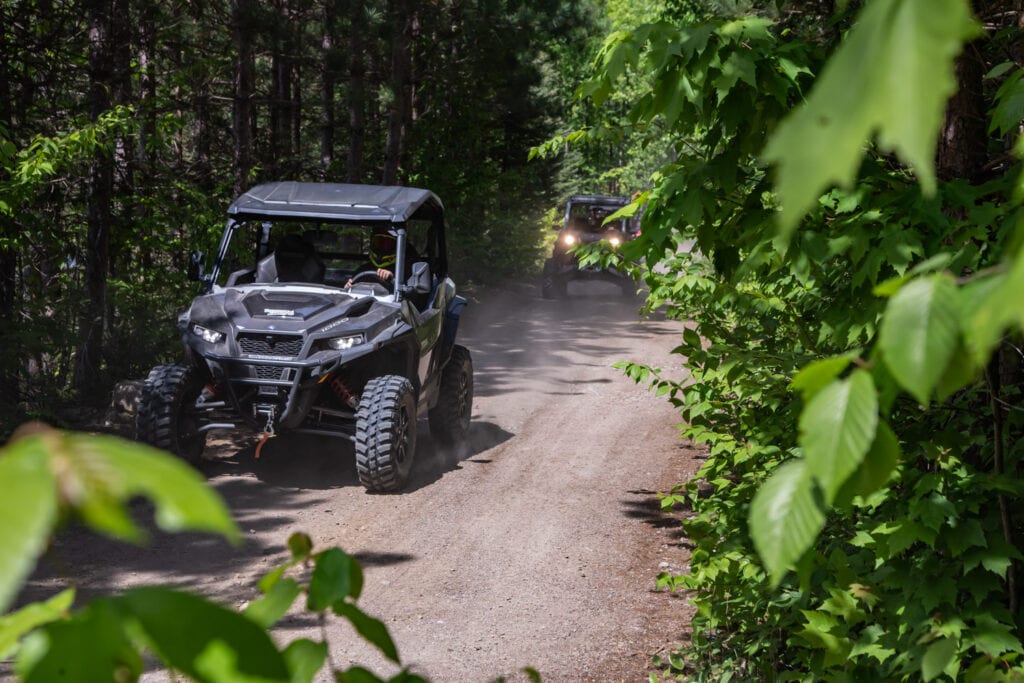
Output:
left=227, top=182, right=444, bottom=222
left=567, top=194, right=630, bottom=207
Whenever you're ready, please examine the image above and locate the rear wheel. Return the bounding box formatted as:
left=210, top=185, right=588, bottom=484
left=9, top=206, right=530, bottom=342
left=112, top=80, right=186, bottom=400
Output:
left=355, top=375, right=417, bottom=492
left=429, top=345, right=473, bottom=452
left=136, top=363, right=207, bottom=464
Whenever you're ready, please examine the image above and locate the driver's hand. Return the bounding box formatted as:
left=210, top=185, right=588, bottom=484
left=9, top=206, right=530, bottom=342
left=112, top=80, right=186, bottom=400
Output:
left=377, top=268, right=393, bottom=281
left=344, top=278, right=353, bottom=288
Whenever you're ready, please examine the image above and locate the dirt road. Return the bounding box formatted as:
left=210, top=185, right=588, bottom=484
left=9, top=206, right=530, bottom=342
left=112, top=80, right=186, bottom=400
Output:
left=26, top=281, right=699, bottom=682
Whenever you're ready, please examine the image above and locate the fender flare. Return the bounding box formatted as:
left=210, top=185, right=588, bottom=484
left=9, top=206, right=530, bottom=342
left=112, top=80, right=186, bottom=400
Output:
left=438, top=295, right=467, bottom=364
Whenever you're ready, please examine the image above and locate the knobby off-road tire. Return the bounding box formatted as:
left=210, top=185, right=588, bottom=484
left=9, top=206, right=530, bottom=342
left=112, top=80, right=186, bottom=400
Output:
left=136, top=363, right=207, bottom=464
left=355, top=375, right=417, bottom=492
left=428, top=345, right=473, bottom=455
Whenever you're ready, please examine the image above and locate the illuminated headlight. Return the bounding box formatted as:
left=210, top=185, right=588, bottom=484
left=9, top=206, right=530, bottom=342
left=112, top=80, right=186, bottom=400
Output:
left=607, top=235, right=622, bottom=247
left=562, top=233, right=577, bottom=246
left=326, top=334, right=364, bottom=351
left=191, top=324, right=224, bottom=344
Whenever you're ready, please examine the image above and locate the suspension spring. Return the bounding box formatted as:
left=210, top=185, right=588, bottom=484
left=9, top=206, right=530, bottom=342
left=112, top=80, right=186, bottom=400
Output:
left=326, top=374, right=359, bottom=409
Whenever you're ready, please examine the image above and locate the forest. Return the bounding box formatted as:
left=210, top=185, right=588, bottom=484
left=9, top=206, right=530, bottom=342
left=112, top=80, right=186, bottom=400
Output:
left=3, top=0, right=1024, bottom=681
left=0, top=0, right=626, bottom=425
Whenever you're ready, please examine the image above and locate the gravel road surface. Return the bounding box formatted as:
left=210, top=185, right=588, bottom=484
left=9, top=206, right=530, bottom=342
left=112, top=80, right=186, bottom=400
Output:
left=23, top=281, right=699, bottom=682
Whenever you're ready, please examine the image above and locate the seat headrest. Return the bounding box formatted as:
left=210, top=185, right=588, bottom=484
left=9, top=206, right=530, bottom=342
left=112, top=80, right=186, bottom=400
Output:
left=274, top=234, right=324, bottom=283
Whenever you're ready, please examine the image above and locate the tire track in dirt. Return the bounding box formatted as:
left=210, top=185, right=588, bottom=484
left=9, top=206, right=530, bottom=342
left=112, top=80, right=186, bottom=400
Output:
left=19, top=281, right=699, bottom=683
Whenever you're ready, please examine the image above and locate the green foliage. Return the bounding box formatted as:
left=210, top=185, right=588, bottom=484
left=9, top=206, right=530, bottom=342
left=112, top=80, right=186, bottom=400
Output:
left=562, top=0, right=1024, bottom=679
left=763, top=0, right=980, bottom=233
left=0, top=106, right=135, bottom=220
left=0, top=426, right=428, bottom=682
left=749, top=460, right=824, bottom=586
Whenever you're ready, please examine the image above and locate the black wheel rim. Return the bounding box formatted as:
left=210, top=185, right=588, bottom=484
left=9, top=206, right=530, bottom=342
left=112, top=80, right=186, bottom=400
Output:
left=394, top=403, right=411, bottom=465
left=456, top=369, right=471, bottom=423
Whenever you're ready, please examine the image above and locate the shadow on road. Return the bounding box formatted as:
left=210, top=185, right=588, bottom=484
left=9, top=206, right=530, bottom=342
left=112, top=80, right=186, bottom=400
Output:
left=201, top=419, right=514, bottom=496
left=18, top=281, right=679, bottom=621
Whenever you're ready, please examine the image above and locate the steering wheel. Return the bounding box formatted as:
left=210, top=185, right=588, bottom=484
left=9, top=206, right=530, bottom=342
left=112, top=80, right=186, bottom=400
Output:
left=348, top=270, right=392, bottom=290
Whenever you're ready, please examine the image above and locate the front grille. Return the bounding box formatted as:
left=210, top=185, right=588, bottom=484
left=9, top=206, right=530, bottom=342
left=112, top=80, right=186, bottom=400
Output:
left=238, top=333, right=303, bottom=357
left=254, top=365, right=286, bottom=381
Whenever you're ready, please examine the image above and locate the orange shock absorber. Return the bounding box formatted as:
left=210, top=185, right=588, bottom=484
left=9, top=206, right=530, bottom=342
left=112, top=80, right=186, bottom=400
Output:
left=321, top=373, right=359, bottom=408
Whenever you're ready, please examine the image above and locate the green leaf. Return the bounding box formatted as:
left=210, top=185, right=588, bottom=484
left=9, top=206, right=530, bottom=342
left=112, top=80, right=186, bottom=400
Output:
left=119, top=587, right=289, bottom=682
left=834, top=420, right=900, bottom=506
left=0, top=435, right=59, bottom=614
left=969, top=614, right=1023, bottom=657
left=796, top=610, right=846, bottom=653
left=195, top=640, right=288, bottom=683
left=749, top=460, right=826, bottom=587
left=308, top=548, right=364, bottom=611
left=934, top=339, right=979, bottom=402
left=0, top=589, right=74, bottom=660
left=964, top=257, right=1024, bottom=365
left=65, top=433, right=240, bottom=544
left=789, top=353, right=858, bottom=402
left=336, top=667, right=385, bottom=683
left=944, top=518, right=986, bottom=557
left=799, top=371, right=879, bottom=504
left=283, top=639, right=328, bottom=683
left=922, top=637, right=957, bottom=682
left=16, top=600, right=142, bottom=683
left=287, top=532, right=313, bottom=560
left=878, top=274, right=960, bottom=405
left=332, top=602, right=399, bottom=664
left=244, top=578, right=301, bottom=629
left=962, top=538, right=1023, bottom=577
left=990, top=69, right=1024, bottom=137
left=763, top=0, right=980, bottom=234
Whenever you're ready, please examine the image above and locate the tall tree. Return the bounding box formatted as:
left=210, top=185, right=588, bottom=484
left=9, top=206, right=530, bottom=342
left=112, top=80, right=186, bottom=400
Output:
left=382, top=0, right=411, bottom=184
left=346, top=0, right=368, bottom=182
left=233, top=0, right=255, bottom=195
left=74, top=0, right=118, bottom=402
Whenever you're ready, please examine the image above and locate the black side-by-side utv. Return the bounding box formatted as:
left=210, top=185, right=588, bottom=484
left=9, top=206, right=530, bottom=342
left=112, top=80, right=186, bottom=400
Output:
left=136, top=182, right=473, bottom=492
left=541, top=193, right=640, bottom=299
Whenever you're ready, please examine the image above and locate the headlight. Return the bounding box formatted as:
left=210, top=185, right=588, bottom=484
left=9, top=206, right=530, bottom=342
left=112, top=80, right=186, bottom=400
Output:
left=326, top=334, right=364, bottom=351
left=192, top=324, right=224, bottom=344
left=607, top=235, right=622, bottom=247
left=562, top=233, right=577, bottom=246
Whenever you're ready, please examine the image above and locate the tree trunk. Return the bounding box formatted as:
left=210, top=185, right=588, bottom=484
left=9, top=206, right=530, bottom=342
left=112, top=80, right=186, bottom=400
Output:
left=270, top=0, right=293, bottom=176
left=383, top=0, right=411, bottom=184
left=0, top=3, right=18, bottom=411
left=136, top=0, right=157, bottom=272
left=233, top=0, right=254, bottom=196
left=320, top=0, right=336, bottom=175
left=936, top=47, right=986, bottom=182
left=75, top=0, right=116, bottom=402
left=137, top=3, right=157, bottom=179
left=347, top=0, right=367, bottom=183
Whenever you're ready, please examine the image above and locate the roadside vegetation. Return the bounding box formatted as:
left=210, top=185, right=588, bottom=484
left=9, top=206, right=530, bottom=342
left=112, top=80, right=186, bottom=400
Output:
left=551, top=0, right=1024, bottom=679
left=3, top=0, right=1024, bottom=681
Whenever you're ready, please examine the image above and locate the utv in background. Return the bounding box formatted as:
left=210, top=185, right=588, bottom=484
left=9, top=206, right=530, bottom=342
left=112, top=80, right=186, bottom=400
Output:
left=136, top=182, right=473, bottom=493
left=540, top=193, right=640, bottom=299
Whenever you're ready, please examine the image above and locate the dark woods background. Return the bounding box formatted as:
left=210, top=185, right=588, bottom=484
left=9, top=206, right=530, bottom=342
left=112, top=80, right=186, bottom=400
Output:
left=0, top=0, right=613, bottom=429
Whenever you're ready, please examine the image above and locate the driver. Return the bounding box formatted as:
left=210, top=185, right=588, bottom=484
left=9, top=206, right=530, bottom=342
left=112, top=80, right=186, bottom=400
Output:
left=587, top=207, right=610, bottom=231
left=345, top=227, right=400, bottom=288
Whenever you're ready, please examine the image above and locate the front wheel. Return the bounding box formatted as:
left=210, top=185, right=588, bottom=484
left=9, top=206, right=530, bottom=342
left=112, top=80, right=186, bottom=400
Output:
left=136, top=363, right=208, bottom=464
left=355, top=375, right=417, bottom=492
left=429, top=345, right=473, bottom=452
left=541, top=259, right=566, bottom=299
